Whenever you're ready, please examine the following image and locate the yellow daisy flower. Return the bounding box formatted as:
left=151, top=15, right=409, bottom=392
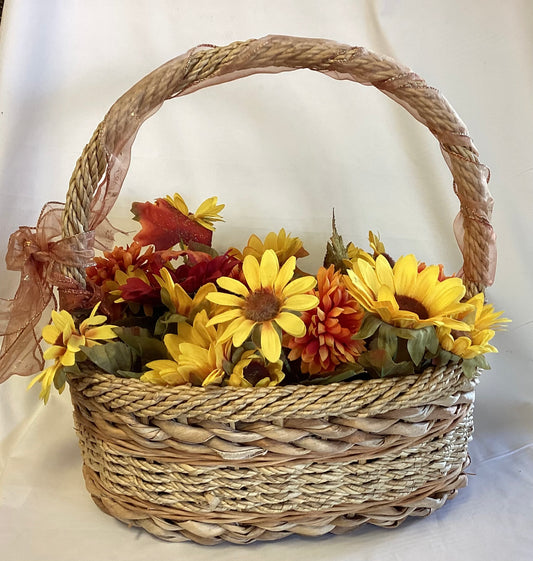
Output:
left=156, top=267, right=216, bottom=318
left=437, top=293, right=510, bottom=359
left=165, top=193, right=225, bottom=231
left=231, top=229, right=309, bottom=265
left=28, top=304, right=117, bottom=403
left=206, top=249, right=319, bottom=362
left=41, top=304, right=117, bottom=366
left=141, top=310, right=230, bottom=386
left=345, top=254, right=473, bottom=331
left=228, top=350, right=285, bottom=387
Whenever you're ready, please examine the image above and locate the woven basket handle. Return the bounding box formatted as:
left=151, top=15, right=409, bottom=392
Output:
left=63, top=35, right=495, bottom=297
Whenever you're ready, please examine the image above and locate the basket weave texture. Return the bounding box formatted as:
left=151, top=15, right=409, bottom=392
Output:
left=69, top=366, right=475, bottom=543
left=62, top=36, right=493, bottom=544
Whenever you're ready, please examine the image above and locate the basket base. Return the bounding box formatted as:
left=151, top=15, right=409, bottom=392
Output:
left=82, top=462, right=469, bottom=545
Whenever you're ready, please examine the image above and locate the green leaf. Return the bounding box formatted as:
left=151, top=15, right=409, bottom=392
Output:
left=323, top=212, right=350, bottom=273
left=116, top=370, right=144, bottom=379
left=475, top=354, right=491, bottom=371
left=154, top=311, right=188, bottom=336
left=377, top=323, right=399, bottom=358
left=187, top=241, right=219, bottom=258
left=462, top=355, right=491, bottom=378
left=114, top=327, right=167, bottom=362
left=357, top=349, right=415, bottom=378
left=81, top=342, right=137, bottom=375
left=53, top=367, right=67, bottom=390
left=160, top=287, right=175, bottom=313
left=433, top=347, right=458, bottom=367
left=304, top=364, right=365, bottom=385
left=353, top=314, right=382, bottom=340
left=63, top=363, right=81, bottom=376
left=222, top=359, right=234, bottom=375
left=407, top=335, right=425, bottom=366
left=461, top=359, right=477, bottom=379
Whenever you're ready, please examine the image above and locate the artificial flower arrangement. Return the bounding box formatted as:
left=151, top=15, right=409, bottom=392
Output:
left=29, top=192, right=508, bottom=403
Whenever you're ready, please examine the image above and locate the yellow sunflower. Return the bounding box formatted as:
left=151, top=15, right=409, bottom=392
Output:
left=206, top=249, right=318, bottom=362
left=345, top=254, right=473, bottom=330
left=230, top=228, right=309, bottom=265
left=437, top=293, right=510, bottom=359
left=228, top=350, right=285, bottom=387
left=28, top=304, right=117, bottom=403
left=165, top=193, right=225, bottom=231
left=141, top=309, right=230, bottom=386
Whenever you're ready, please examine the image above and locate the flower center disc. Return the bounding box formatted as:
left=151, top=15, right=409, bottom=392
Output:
left=396, top=295, right=429, bottom=319
left=244, top=290, right=281, bottom=322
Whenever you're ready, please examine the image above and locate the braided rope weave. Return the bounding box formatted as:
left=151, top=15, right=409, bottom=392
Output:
left=63, top=35, right=493, bottom=295
left=61, top=36, right=490, bottom=543
left=69, top=366, right=476, bottom=543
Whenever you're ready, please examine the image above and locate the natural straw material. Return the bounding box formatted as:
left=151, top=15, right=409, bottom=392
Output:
left=69, top=366, right=475, bottom=544
left=61, top=36, right=491, bottom=544
left=62, top=36, right=494, bottom=296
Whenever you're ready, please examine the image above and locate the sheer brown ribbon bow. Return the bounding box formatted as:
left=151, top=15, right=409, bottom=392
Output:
left=0, top=203, right=95, bottom=383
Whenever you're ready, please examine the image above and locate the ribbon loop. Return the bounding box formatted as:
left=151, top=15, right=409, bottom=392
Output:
left=0, top=203, right=97, bottom=382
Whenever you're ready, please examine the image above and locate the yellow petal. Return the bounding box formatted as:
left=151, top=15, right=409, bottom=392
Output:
left=435, top=317, right=471, bottom=331
left=375, top=254, right=395, bottom=291
left=145, top=359, right=181, bottom=371
left=275, top=257, right=296, bottom=293
left=393, top=254, right=418, bottom=297
left=424, top=279, right=467, bottom=314
left=259, top=249, right=279, bottom=289
left=60, top=349, right=77, bottom=367
left=28, top=362, right=61, bottom=404
left=356, top=259, right=381, bottom=296
left=377, top=284, right=399, bottom=310
left=246, top=234, right=263, bottom=253
left=165, top=193, right=189, bottom=215
left=232, top=319, right=256, bottom=346
left=52, top=309, right=76, bottom=335
left=282, top=275, right=316, bottom=298
left=218, top=317, right=246, bottom=342
left=195, top=196, right=223, bottom=217
left=43, top=345, right=65, bottom=361
left=163, top=334, right=182, bottom=362
left=42, top=324, right=60, bottom=345
left=80, top=314, right=107, bottom=332
left=202, top=368, right=225, bottom=386
left=85, top=325, right=117, bottom=341
left=414, top=265, right=440, bottom=301
left=274, top=312, right=306, bottom=337
left=283, top=294, right=319, bottom=312
left=260, top=322, right=282, bottom=362
left=66, top=333, right=85, bottom=353
left=207, top=292, right=245, bottom=308
left=206, top=308, right=243, bottom=326
left=216, top=276, right=250, bottom=297
left=243, top=254, right=261, bottom=292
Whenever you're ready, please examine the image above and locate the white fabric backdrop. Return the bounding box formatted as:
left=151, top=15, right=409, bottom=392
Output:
left=0, top=1, right=532, bottom=559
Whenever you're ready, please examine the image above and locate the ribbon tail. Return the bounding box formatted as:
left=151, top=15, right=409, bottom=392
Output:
left=0, top=272, right=55, bottom=382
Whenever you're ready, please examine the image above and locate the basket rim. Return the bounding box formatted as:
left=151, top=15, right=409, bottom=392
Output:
left=68, top=361, right=476, bottom=422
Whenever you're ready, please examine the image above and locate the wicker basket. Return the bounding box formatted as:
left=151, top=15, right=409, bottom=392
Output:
left=62, top=36, right=493, bottom=545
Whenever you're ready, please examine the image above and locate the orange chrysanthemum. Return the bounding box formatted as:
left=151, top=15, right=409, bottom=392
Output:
left=286, top=265, right=365, bottom=375
left=86, top=242, right=155, bottom=286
